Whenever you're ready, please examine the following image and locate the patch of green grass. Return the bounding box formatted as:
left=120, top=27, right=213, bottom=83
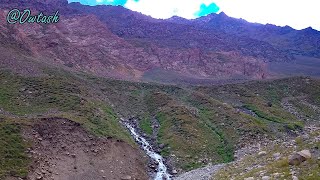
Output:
left=0, top=70, right=83, bottom=115
left=160, top=146, right=170, bottom=157
left=0, top=120, right=30, bottom=179
left=0, top=70, right=133, bottom=144
left=243, top=104, right=283, bottom=123
left=139, top=115, right=153, bottom=136
left=154, top=97, right=236, bottom=170
left=243, top=103, right=303, bottom=131
left=199, top=109, right=234, bottom=162
left=290, top=100, right=318, bottom=118
left=61, top=101, right=134, bottom=145
left=298, top=158, right=320, bottom=180
left=145, top=92, right=172, bottom=114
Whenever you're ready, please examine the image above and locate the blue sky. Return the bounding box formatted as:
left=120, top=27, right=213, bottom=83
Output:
left=68, top=0, right=320, bottom=30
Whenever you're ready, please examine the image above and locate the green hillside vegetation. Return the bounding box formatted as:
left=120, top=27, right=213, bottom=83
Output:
left=213, top=125, right=320, bottom=180
left=0, top=117, right=30, bottom=179
left=0, top=66, right=319, bottom=176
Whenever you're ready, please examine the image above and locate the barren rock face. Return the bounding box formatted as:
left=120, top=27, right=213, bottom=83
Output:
left=0, top=0, right=270, bottom=82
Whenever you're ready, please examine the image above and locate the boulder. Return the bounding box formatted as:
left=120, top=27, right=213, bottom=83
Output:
left=273, top=173, right=280, bottom=177
left=258, top=151, right=267, bottom=157
left=298, top=150, right=311, bottom=159
left=159, top=144, right=165, bottom=149
left=262, top=176, right=270, bottom=180
left=149, top=164, right=156, bottom=169
left=289, top=150, right=311, bottom=165
left=121, top=175, right=132, bottom=180
left=244, top=177, right=254, bottom=180
left=273, top=152, right=281, bottom=160
left=172, top=169, right=177, bottom=174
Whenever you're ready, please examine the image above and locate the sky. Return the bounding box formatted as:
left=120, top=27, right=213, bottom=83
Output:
left=68, top=0, right=320, bottom=30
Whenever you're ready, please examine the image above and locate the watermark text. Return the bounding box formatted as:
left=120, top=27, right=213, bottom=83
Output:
left=6, top=9, right=60, bottom=24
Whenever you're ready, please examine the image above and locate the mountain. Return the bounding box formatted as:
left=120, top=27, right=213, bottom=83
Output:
left=1, top=0, right=319, bottom=83
left=0, top=1, right=320, bottom=180
left=192, top=13, right=320, bottom=57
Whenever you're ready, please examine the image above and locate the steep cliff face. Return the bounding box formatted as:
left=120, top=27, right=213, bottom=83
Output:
left=5, top=0, right=318, bottom=82
left=70, top=3, right=291, bottom=62
left=0, top=3, right=268, bottom=81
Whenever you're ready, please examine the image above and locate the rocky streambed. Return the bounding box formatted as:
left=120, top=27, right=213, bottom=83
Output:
left=121, top=118, right=172, bottom=180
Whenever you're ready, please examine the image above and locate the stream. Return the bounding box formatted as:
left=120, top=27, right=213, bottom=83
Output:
left=122, top=119, right=172, bottom=180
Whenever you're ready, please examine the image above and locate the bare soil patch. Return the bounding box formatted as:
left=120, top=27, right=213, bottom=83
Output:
left=22, top=117, right=148, bottom=180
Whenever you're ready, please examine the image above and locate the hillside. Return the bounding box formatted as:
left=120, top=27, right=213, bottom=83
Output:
left=1, top=62, right=320, bottom=179
left=0, top=0, right=320, bottom=83
left=0, top=0, right=319, bottom=180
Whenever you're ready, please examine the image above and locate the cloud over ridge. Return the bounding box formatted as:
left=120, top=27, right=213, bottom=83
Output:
left=69, top=0, right=320, bottom=30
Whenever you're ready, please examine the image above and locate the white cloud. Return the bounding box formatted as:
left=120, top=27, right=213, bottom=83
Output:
left=214, top=0, right=320, bottom=30
left=124, top=0, right=320, bottom=30
left=125, top=0, right=217, bottom=19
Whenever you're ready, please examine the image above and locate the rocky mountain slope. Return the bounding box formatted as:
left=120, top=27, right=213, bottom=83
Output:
left=0, top=0, right=320, bottom=180
left=1, top=0, right=319, bottom=83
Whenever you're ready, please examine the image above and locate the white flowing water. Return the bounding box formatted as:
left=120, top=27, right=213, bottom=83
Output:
left=123, top=120, right=171, bottom=180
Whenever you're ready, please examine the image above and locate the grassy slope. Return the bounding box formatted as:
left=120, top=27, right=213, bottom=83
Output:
left=69, top=74, right=319, bottom=171
left=0, top=68, right=138, bottom=178
left=213, top=127, right=320, bottom=180
left=196, top=78, right=317, bottom=129
left=0, top=117, right=30, bottom=179
left=0, top=69, right=133, bottom=141
left=212, top=77, right=320, bottom=180
left=1, top=64, right=320, bottom=176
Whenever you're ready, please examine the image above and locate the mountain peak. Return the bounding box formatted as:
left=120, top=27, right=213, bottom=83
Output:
left=166, top=16, right=190, bottom=24
left=301, top=26, right=320, bottom=34
left=168, top=15, right=186, bottom=20
left=218, top=11, right=227, bottom=17
left=303, top=26, right=316, bottom=31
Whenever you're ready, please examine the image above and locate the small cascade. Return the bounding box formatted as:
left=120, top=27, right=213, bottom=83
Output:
left=122, top=119, right=171, bottom=180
